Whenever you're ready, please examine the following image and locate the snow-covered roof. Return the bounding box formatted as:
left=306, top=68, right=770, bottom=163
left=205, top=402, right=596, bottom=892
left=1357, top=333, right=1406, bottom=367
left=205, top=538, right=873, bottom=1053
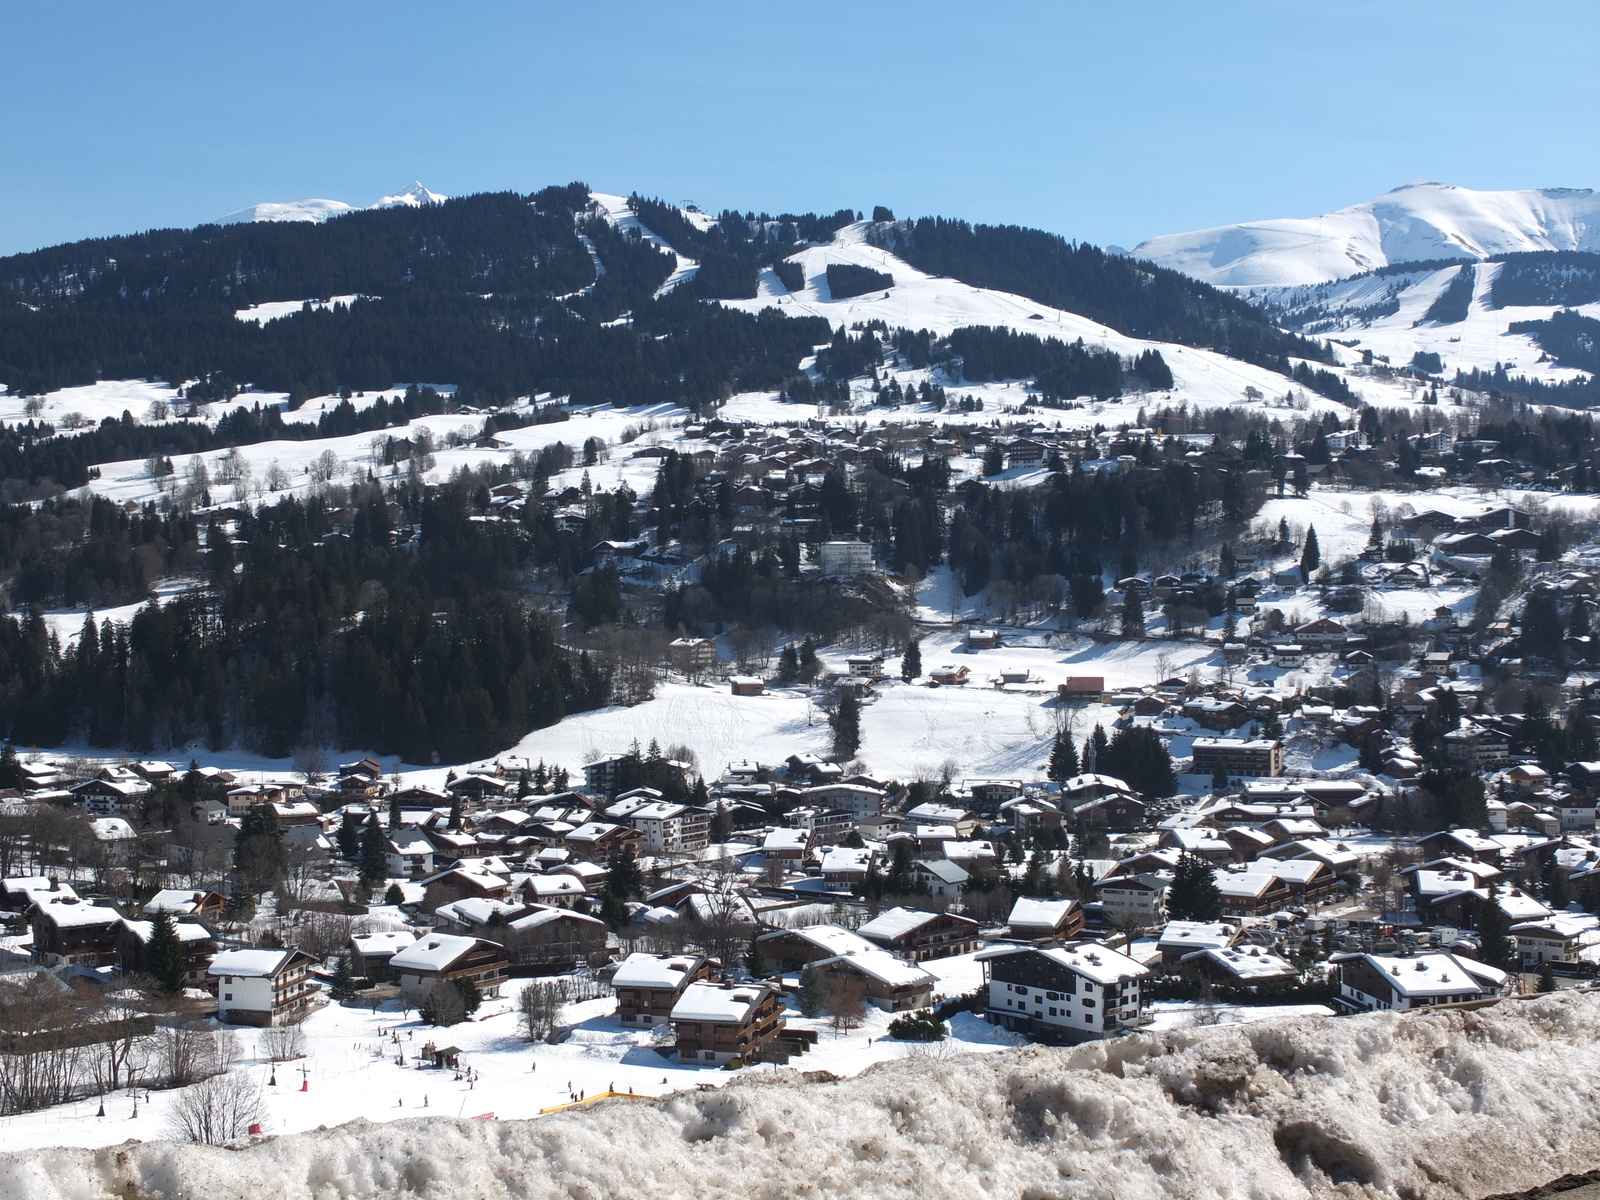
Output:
left=88, top=817, right=136, bottom=841
left=814, top=949, right=935, bottom=989
left=1158, top=921, right=1237, bottom=952
left=670, top=982, right=771, bottom=1023
left=1008, top=897, right=1079, bottom=930
left=979, top=942, right=1149, bottom=984
left=387, top=830, right=435, bottom=855
left=611, top=952, right=701, bottom=990
left=208, top=948, right=302, bottom=978
left=857, top=907, right=941, bottom=940
left=350, top=931, right=418, bottom=955
left=508, top=906, right=604, bottom=932
left=1354, top=952, right=1507, bottom=997
left=389, top=933, right=488, bottom=972
left=119, top=917, right=212, bottom=945
left=821, top=847, right=873, bottom=873
left=522, top=874, right=587, bottom=898
left=33, top=897, right=122, bottom=927
left=763, top=828, right=811, bottom=852
left=142, top=889, right=213, bottom=915
left=758, top=923, right=875, bottom=957
left=1184, top=946, right=1296, bottom=980
left=435, top=897, right=521, bottom=926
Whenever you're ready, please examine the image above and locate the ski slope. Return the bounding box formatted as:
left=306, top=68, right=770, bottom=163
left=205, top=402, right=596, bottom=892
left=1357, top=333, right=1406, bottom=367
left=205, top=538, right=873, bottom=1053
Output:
left=1244, top=262, right=1600, bottom=385
left=718, top=221, right=1387, bottom=416
left=1135, top=181, right=1600, bottom=286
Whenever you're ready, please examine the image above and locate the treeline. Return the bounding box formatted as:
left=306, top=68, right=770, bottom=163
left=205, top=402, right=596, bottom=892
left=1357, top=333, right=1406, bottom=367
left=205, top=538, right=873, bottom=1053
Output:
left=1510, top=310, right=1600, bottom=376
left=1490, top=251, right=1600, bottom=308
left=0, top=476, right=631, bottom=760
left=1423, top=265, right=1475, bottom=324
left=943, top=327, right=1170, bottom=401
left=867, top=217, right=1331, bottom=373
left=0, top=386, right=454, bottom=489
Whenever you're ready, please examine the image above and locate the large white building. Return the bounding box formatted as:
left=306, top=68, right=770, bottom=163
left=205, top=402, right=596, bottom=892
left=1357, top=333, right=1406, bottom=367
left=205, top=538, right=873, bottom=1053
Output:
left=980, top=943, right=1151, bottom=1043
left=209, top=947, right=318, bottom=1027
left=819, top=541, right=873, bottom=576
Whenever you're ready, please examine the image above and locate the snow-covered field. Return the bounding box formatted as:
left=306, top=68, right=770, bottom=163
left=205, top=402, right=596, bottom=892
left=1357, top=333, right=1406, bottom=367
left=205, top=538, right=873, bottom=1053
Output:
left=502, top=629, right=1218, bottom=785
left=0, top=952, right=1004, bottom=1154
left=7, top=990, right=1600, bottom=1200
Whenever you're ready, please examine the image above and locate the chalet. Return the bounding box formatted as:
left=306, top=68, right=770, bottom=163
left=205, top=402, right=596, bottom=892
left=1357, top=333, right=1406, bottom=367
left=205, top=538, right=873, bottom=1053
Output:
left=756, top=925, right=876, bottom=973
left=1179, top=946, right=1298, bottom=987
left=1096, top=874, right=1168, bottom=928
left=141, top=889, right=227, bottom=922
left=845, top=653, right=886, bottom=680
left=349, top=930, right=420, bottom=982
left=967, top=628, right=1002, bottom=650
left=981, top=943, right=1151, bottom=1043
left=1157, top=920, right=1238, bottom=964
left=1006, top=896, right=1085, bottom=942
left=928, top=664, right=971, bottom=686
left=1214, top=868, right=1293, bottom=917
left=389, top=934, right=509, bottom=1001
left=564, top=821, right=644, bottom=865
left=447, top=773, right=511, bottom=805
left=1057, top=676, right=1106, bottom=704
left=1270, top=644, right=1305, bottom=669
left=966, top=778, right=1024, bottom=808
left=612, top=952, right=712, bottom=1026
left=819, top=845, right=875, bottom=886
left=503, top=906, right=607, bottom=969
left=1332, top=952, right=1507, bottom=1013
left=209, top=948, right=317, bottom=1026
left=1, top=876, right=72, bottom=913
left=1293, top=617, right=1348, bottom=648
left=671, top=981, right=786, bottom=1065
left=386, top=829, right=437, bottom=879
left=1511, top=914, right=1600, bottom=967
left=115, top=918, right=216, bottom=987
left=420, top=865, right=512, bottom=911
left=729, top=675, right=766, bottom=696
left=29, top=897, right=123, bottom=967
left=914, top=858, right=970, bottom=897
left=811, top=950, right=937, bottom=1012
left=1182, top=698, right=1248, bottom=732
left=1444, top=726, right=1510, bottom=771
left=800, top=783, right=885, bottom=819
left=856, top=907, right=981, bottom=961
left=515, top=873, right=589, bottom=907
left=70, top=778, right=148, bottom=817
left=432, top=897, right=525, bottom=935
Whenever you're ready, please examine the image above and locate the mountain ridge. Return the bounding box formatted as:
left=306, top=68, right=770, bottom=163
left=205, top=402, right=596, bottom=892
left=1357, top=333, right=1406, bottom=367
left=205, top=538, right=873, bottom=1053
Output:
left=1133, top=181, right=1600, bottom=287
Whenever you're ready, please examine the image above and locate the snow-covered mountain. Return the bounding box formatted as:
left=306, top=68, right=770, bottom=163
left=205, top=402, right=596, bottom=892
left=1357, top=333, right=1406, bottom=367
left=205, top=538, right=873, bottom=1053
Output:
left=1133, top=181, right=1600, bottom=287
left=218, top=182, right=447, bottom=225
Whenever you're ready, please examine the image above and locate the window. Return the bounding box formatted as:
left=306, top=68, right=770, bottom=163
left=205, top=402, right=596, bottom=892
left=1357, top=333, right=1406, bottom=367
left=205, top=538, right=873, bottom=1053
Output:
left=1047, top=1006, right=1056, bottom=1016
left=1083, top=998, right=1095, bottom=1008
left=224, top=993, right=232, bottom=1001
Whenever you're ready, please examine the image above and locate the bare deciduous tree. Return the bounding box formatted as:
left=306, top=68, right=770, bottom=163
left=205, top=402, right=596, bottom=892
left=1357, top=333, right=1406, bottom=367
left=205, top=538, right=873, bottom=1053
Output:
left=168, top=1072, right=265, bottom=1145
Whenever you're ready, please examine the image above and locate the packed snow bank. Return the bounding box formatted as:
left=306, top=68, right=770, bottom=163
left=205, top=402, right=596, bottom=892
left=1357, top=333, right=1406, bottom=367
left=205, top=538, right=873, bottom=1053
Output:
left=9, top=992, right=1600, bottom=1200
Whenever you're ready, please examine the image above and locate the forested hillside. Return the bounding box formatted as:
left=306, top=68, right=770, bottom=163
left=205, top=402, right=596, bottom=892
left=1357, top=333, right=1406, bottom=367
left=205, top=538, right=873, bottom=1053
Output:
left=867, top=217, right=1331, bottom=372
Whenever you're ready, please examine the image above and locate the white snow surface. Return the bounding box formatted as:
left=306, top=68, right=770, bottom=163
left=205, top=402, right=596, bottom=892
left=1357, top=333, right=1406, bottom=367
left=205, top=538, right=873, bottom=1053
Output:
left=218, top=183, right=447, bottom=225
left=9, top=991, right=1600, bottom=1199
left=1134, top=180, right=1600, bottom=286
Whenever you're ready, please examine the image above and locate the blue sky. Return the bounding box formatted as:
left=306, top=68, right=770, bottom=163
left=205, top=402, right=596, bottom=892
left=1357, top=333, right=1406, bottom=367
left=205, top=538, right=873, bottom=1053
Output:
left=2, top=2, right=1596, bottom=256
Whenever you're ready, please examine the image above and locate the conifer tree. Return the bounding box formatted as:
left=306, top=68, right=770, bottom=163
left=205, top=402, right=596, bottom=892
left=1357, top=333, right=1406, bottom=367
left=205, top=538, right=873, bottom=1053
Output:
left=797, top=965, right=827, bottom=1018
left=1047, top=730, right=1079, bottom=782
left=1121, top=592, right=1145, bottom=639
left=745, top=934, right=767, bottom=977
left=901, top=637, right=922, bottom=681
left=329, top=953, right=358, bottom=1001
left=1167, top=853, right=1222, bottom=921
left=1300, top=526, right=1321, bottom=581
left=831, top=690, right=862, bottom=759
left=360, top=819, right=388, bottom=887
left=146, top=908, right=188, bottom=995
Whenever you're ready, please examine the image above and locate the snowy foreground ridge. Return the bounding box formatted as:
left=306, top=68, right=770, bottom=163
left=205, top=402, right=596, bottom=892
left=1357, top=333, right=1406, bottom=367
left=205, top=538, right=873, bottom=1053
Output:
left=7, top=996, right=1600, bottom=1200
